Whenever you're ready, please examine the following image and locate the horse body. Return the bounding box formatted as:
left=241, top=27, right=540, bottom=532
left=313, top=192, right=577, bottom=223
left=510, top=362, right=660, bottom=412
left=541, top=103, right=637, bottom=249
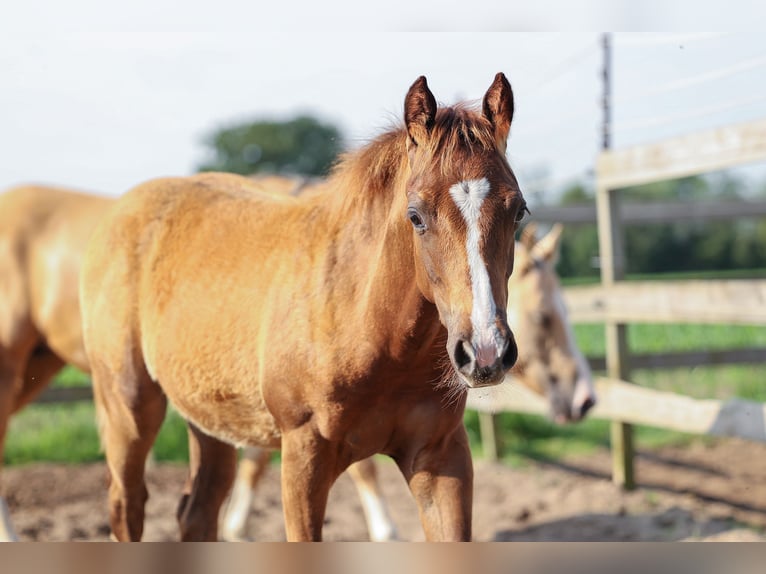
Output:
left=0, top=185, right=112, bottom=540
left=81, top=74, right=525, bottom=541
left=96, top=172, right=448, bottom=454
left=0, top=186, right=111, bottom=374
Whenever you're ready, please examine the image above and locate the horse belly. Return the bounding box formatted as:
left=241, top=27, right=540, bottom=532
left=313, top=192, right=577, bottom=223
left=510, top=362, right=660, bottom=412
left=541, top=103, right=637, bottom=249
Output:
left=165, top=382, right=282, bottom=449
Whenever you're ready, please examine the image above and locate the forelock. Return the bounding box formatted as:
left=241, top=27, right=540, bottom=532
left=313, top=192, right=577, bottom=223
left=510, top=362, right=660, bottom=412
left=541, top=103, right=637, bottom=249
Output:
left=424, top=105, right=498, bottom=175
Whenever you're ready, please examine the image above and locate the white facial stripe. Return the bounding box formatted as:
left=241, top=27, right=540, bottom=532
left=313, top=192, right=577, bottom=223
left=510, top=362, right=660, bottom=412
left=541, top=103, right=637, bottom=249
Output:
left=552, top=288, right=596, bottom=397
left=449, top=178, right=499, bottom=357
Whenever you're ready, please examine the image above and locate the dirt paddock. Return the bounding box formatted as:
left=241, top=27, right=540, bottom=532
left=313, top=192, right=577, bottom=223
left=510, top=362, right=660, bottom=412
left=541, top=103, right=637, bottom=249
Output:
left=5, top=437, right=766, bottom=542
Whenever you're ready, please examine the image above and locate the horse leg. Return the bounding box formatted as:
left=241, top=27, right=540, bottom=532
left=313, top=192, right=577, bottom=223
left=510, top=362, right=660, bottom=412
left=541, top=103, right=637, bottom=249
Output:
left=0, top=356, right=21, bottom=542
left=280, top=428, right=341, bottom=541
left=0, top=340, right=35, bottom=542
left=12, top=348, right=65, bottom=413
left=396, top=426, right=473, bottom=541
left=347, top=458, right=398, bottom=541
left=175, top=423, right=200, bottom=528
left=176, top=423, right=237, bottom=541
left=92, top=364, right=167, bottom=541
left=220, top=446, right=270, bottom=541
left=0, top=348, right=64, bottom=541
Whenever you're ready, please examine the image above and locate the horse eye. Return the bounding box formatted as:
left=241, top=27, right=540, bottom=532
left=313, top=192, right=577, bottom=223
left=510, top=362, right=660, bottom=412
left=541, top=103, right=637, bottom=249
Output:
left=515, top=204, right=530, bottom=223
left=408, top=209, right=426, bottom=233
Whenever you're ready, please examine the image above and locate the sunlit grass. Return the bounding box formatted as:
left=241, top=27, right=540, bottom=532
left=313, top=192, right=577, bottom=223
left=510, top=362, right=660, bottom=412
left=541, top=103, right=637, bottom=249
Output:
left=5, top=403, right=191, bottom=465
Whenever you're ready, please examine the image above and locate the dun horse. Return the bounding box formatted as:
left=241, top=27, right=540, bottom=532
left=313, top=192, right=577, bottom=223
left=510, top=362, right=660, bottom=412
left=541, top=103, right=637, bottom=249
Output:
left=0, top=185, right=112, bottom=541
left=80, top=74, right=527, bottom=541
left=220, top=223, right=597, bottom=541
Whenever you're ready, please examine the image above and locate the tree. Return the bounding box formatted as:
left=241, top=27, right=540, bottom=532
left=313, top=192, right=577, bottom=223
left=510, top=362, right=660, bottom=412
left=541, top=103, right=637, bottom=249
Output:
left=555, top=183, right=600, bottom=280
left=197, top=115, right=344, bottom=177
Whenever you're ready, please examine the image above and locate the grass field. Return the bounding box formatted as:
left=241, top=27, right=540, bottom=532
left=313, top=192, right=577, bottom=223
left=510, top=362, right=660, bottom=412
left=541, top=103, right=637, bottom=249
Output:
left=5, top=319, right=766, bottom=466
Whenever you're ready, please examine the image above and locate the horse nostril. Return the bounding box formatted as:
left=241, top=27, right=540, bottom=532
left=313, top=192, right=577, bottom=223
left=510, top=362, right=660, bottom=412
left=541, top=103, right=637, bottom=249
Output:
left=454, top=339, right=473, bottom=371
left=579, top=396, right=596, bottom=418
left=500, top=338, right=518, bottom=370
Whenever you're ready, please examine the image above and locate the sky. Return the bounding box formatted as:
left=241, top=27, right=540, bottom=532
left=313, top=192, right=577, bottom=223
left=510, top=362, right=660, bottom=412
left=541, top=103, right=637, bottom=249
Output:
left=2, top=3, right=766, bottom=201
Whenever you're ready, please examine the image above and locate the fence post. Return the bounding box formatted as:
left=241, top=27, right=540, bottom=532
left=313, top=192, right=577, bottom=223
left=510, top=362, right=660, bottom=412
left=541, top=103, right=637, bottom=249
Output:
left=478, top=412, right=500, bottom=462
left=596, top=183, right=635, bottom=490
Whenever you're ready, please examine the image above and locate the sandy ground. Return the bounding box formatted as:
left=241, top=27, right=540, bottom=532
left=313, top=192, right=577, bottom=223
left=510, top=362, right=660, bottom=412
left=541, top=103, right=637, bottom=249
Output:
left=5, top=437, right=766, bottom=542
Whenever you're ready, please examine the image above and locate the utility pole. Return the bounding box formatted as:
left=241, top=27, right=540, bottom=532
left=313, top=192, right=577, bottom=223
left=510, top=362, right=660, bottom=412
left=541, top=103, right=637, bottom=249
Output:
left=598, top=32, right=635, bottom=490
left=601, top=33, right=611, bottom=151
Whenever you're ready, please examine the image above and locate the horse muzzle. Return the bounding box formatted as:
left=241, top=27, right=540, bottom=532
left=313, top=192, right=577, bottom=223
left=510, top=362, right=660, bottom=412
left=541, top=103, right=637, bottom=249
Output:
left=451, top=330, right=518, bottom=388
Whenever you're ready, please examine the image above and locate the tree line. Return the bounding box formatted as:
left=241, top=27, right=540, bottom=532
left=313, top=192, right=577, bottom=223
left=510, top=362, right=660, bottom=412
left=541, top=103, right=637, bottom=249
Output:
left=555, top=176, right=766, bottom=279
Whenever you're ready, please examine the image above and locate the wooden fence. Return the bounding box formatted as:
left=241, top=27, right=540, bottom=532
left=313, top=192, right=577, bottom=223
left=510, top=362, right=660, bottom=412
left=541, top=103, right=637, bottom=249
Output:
left=578, top=118, right=766, bottom=488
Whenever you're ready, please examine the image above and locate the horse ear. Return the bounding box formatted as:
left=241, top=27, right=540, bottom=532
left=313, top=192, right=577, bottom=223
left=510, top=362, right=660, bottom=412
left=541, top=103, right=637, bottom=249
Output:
left=482, top=72, right=514, bottom=153
left=519, top=222, right=539, bottom=250
left=533, top=223, right=564, bottom=263
left=404, top=76, right=437, bottom=146
left=512, top=237, right=531, bottom=277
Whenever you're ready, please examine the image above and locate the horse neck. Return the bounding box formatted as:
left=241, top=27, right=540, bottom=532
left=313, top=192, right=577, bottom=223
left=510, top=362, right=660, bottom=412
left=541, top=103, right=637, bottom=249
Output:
left=320, top=152, right=443, bottom=361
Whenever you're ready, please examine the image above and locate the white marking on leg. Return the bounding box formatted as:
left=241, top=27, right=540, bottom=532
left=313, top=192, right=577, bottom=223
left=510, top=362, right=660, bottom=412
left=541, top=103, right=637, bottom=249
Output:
left=0, top=497, right=19, bottom=542
left=449, top=178, right=500, bottom=367
left=221, top=475, right=255, bottom=541
left=357, top=485, right=398, bottom=542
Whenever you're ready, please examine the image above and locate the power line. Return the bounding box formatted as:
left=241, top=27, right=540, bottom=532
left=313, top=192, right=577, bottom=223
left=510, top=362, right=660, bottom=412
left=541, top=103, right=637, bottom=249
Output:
left=512, top=97, right=600, bottom=142
left=616, top=52, right=766, bottom=105
left=613, top=33, right=730, bottom=47
left=615, top=94, right=766, bottom=132
left=527, top=39, right=599, bottom=96
left=521, top=169, right=594, bottom=195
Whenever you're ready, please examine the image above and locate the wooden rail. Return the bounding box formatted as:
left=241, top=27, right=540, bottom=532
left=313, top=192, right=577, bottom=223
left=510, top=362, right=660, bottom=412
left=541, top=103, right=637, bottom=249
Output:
left=597, top=118, right=766, bottom=190
left=467, top=378, right=766, bottom=444
left=531, top=200, right=766, bottom=226
left=563, top=279, right=766, bottom=325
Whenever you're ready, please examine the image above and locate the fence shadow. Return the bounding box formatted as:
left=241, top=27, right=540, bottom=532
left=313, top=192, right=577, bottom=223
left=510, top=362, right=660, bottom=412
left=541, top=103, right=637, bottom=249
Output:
left=494, top=507, right=743, bottom=541
left=529, top=455, right=766, bottom=518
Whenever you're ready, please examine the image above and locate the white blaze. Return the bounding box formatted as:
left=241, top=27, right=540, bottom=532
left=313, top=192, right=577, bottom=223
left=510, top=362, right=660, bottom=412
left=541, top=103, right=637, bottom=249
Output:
left=552, top=288, right=597, bottom=409
left=449, top=178, right=500, bottom=367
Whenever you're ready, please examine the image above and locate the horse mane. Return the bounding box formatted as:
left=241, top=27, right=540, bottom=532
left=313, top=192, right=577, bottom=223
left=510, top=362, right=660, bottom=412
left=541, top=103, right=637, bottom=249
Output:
left=325, top=103, right=498, bottom=214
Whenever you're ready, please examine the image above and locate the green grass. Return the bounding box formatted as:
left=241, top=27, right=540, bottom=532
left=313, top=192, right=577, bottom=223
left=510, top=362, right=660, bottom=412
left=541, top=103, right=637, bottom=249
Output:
left=561, top=267, right=766, bottom=287
left=573, top=322, right=766, bottom=357
left=5, top=403, right=101, bottom=464
left=5, top=318, right=765, bottom=466
left=51, top=365, right=90, bottom=388
left=572, top=322, right=766, bottom=403
left=5, top=402, right=191, bottom=466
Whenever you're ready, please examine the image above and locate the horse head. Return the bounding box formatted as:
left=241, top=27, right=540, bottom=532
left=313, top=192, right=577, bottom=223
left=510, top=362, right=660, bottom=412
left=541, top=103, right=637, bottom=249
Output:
left=402, top=74, right=527, bottom=388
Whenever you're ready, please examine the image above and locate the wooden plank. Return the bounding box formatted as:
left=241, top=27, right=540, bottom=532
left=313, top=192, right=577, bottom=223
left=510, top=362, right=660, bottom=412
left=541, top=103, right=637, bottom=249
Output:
left=466, top=378, right=766, bottom=443
left=530, top=205, right=598, bottom=225
left=597, top=118, right=766, bottom=189
left=563, top=279, right=766, bottom=325
left=619, top=199, right=766, bottom=223
left=587, top=347, right=766, bottom=372
left=530, top=200, right=766, bottom=226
